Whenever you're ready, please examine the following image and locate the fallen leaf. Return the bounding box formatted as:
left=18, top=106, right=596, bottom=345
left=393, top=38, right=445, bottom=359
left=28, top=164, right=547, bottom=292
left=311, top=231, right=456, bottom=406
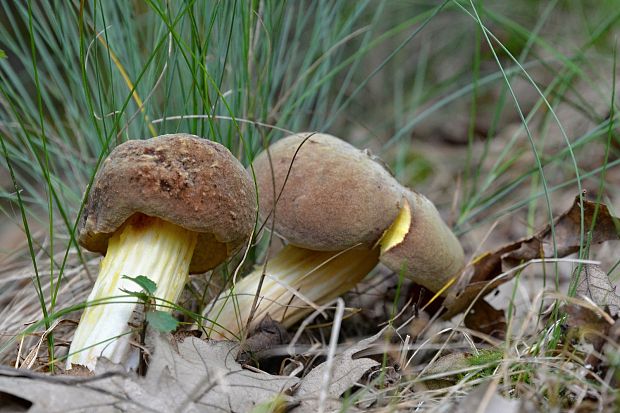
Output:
left=295, top=330, right=382, bottom=398
left=564, top=265, right=619, bottom=369
left=0, top=368, right=125, bottom=412
left=0, top=390, right=31, bottom=412
left=574, top=264, right=620, bottom=317
left=0, top=331, right=299, bottom=412
left=237, top=314, right=289, bottom=366
left=464, top=300, right=506, bottom=340
left=420, top=352, right=470, bottom=387
left=290, top=398, right=355, bottom=413
left=564, top=302, right=611, bottom=363
left=443, top=196, right=619, bottom=317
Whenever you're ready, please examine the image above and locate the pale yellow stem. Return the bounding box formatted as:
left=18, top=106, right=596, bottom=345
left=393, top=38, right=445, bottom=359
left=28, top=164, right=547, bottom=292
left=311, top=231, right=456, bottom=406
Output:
left=204, top=245, right=379, bottom=340
left=67, top=216, right=197, bottom=370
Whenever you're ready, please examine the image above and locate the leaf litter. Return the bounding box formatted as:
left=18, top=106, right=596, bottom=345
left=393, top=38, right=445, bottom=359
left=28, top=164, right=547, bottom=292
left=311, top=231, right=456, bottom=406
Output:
left=291, top=329, right=384, bottom=413
left=0, top=327, right=387, bottom=412
left=444, top=195, right=619, bottom=317
left=574, top=264, right=620, bottom=317
left=0, top=331, right=299, bottom=412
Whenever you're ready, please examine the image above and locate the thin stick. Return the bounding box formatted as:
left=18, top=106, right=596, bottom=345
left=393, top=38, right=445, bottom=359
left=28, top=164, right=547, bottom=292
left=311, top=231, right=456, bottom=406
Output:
left=318, top=298, right=345, bottom=413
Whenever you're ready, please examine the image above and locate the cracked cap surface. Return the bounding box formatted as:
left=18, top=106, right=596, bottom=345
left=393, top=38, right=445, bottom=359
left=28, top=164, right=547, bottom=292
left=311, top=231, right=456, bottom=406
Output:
left=79, top=134, right=256, bottom=272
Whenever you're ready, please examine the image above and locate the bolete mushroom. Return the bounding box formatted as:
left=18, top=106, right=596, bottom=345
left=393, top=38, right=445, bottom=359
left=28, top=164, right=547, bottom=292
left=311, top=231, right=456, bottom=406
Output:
left=67, top=134, right=255, bottom=370
left=203, top=133, right=464, bottom=339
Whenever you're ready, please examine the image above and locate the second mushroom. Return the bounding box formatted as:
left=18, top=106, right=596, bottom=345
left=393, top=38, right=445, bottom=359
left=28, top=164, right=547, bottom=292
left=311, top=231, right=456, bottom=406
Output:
left=203, top=133, right=464, bottom=339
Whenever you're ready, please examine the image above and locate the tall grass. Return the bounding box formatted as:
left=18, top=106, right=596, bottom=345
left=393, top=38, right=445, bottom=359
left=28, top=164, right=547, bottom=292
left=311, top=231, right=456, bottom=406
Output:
left=0, top=0, right=619, bottom=407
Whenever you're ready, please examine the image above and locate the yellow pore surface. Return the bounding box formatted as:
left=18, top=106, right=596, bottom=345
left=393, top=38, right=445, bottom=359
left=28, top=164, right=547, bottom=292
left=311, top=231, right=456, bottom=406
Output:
left=379, top=200, right=411, bottom=254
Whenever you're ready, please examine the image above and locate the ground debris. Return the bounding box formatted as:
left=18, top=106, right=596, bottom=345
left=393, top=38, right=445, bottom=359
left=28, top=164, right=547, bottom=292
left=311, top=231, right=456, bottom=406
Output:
left=236, top=314, right=289, bottom=366
left=574, top=264, right=620, bottom=317
left=419, top=352, right=471, bottom=388
left=564, top=265, right=619, bottom=370
left=291, top=329, right=384, bottom=412
left=295, top=330, right=382, bottom=397
left=435, top=382, right=521, bottom=413
left=444, top=196, right=620, bottom=317
left=464, top=299, right=507, bottom=340
left=0, top=331, right=299, bottom=412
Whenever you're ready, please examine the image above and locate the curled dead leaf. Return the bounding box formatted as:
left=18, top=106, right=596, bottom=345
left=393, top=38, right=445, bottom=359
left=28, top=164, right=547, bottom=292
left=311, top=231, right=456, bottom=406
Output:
left=444, top=196, right=619, bottom=317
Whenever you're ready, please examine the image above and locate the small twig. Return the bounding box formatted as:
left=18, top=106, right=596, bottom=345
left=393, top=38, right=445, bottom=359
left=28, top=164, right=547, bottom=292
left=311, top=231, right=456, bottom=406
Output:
left=287, top=299, right=338, bottom=355
left=318, top=298, right=345, bottom=413
left=15, top=335, right=25, bottom=368
left=20, top=318, right=62, bottom=370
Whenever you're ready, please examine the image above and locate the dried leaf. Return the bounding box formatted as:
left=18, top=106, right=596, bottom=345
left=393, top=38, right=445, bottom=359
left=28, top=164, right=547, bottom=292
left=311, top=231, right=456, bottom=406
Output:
left=564, top=303, right=611, bottom=351
left=444, top=196, right=619, bottom=317
left=291, top=398, right=356, bottom=413
left=574, top=264, right=620, bottom=317
left=295, top=329, right=382, bottom=398
left=422, top=352, right=470, bottom=383
left=564, top=266, right=619, bottom=367
left=464, top=300, right=506, bottom=339
left=0, top=368, right=125, bottom=412
left=0, top=332, right=299, bottom=412
left=237, top=314, right=289, bottom=365
left=0, top=390, right=31, bottom=412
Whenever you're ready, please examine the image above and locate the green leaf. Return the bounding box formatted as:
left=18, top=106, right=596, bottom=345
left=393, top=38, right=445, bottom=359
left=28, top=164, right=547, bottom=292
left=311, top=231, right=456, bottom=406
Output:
left=119, top=288, right=149, bottom=303
left=0, top=49, right=5, bottom=59
left=146, top=310, right=179, bottom=333
left=122, top=275, right=157, bottom=295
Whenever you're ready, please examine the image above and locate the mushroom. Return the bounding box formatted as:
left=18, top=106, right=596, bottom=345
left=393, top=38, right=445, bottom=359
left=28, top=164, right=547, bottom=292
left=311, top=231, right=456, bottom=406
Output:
left=203, top=133, right=464, bottom=339
left=67, top=134, right=256, bottom=370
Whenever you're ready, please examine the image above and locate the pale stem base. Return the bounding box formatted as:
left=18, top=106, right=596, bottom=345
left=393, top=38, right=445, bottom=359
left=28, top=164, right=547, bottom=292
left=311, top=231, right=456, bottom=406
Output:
left=204, top=245, right=379, bottom=340
left=67, top=216, right=197, bottom=371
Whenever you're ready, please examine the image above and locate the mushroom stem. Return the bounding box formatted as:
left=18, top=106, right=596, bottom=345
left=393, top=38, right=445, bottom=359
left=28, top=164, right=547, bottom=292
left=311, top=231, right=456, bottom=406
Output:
left=67, top=215, right=197, bottom=370
left=203, top=245, right=379, bottom=340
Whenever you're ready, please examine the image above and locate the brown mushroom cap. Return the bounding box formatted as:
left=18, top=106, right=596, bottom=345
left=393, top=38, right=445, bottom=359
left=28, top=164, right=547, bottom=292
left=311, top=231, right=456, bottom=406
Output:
left=79, top=134, right=256, bottom=273
left=252, top=132, right=404, bottom=250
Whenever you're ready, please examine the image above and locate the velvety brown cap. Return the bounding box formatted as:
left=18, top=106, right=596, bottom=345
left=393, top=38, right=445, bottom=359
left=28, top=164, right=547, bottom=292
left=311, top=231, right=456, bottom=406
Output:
left=379, top=189, right=465, bottom=292
left=79, top=134, right=256, bottom=273
left=252, top=132, right=404, bottom=250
